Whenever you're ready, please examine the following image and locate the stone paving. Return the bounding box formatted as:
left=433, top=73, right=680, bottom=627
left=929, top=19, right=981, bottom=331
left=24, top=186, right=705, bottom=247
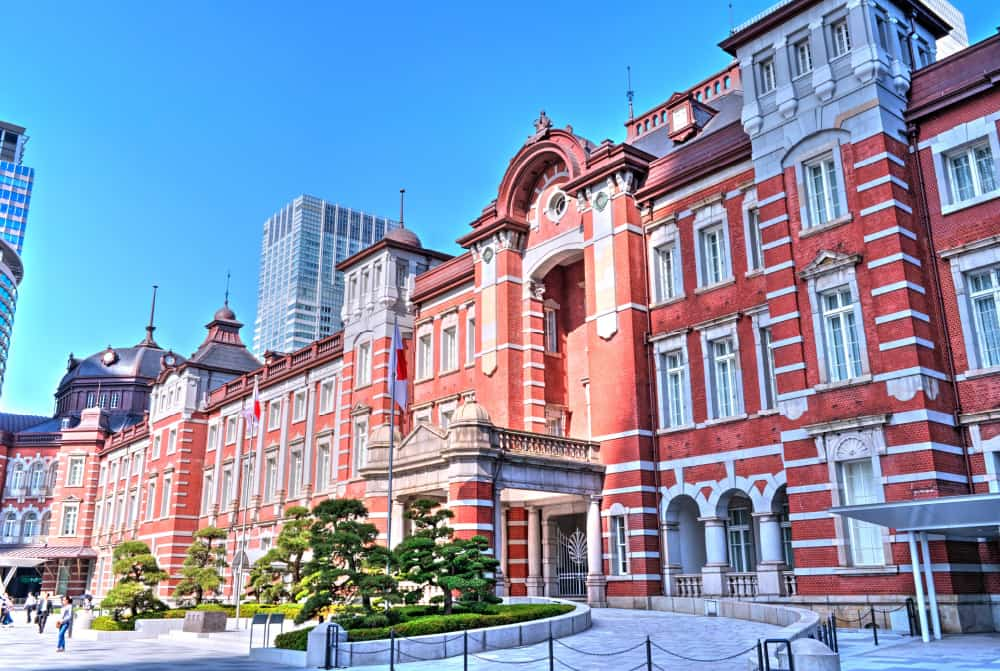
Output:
left=0, top=608, right=780, bottom=671
left=839, top=632, right=1000, bottom=671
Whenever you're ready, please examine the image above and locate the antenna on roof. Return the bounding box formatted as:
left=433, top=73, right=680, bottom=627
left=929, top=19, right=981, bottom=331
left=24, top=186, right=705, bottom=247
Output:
left=224, top=271, right=231, bottom=307
left=141, top=284, right=159, bottom=347
left=399, top=188, right=406, bottom=228
left=626, top=66, right=635, bottom=121
left=729, top=1, right=734, bottom=31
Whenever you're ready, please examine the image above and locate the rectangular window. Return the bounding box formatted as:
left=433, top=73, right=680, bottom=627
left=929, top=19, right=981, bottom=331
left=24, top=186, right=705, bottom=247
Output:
left=804, top=154, right=843, bottom=227
left=659, top=350, right=688, bottom=428
left=167, top=429, right=177, bottom=455
left=610, top=516, right=629, bottom=575
left=793, top=39, right=812, bottom=77
left=221, top=467, right=233, bottom=507
left=289, top=450, right=303, bottom=497
left=653, top=242, right=677, bottom=302
left=968, top=268, right=1000, bottom=368
left=875, top=15, right=889, bottom=51
left=831, top=20, right=851, bottom=57
left=417, top=333, right=433, bottom=379
left=319, top=379, right=336, bottom=413
left=545, top=413, right=565, bottom=437
left=699, top=224, right=729, bottom=286
left=898, top=31, right=912, bottom=68
left=268, top=399, right=282, bottom=429
left=779, top=500, right=794, bottom=567
left=746, top=208, right=763, bottom=272
left=316, top=443, right=331, bottom=491
left=225, top=416, right=238, bottom=444
left=146, top=483, right=156, bottom=521
left=917, top=41, right=932, bottom=67
left=127, top=492, right=137, bottom=526
left=727, top=506, right=756, bottom=572
left=759, top=328, right=778, bottom=411
left=352, top=419, right=368, bottom=474
left=292, top=389, right=307, bottom=422
left=759, top=58, right=776, bottom=93
left=466, top=314, right=476, bottom=365
left=440, top=406, right=455, bottom=430
left=355, top=342, right=372, bottom=386
left=99, top=464, right=107, bottom=486
left=160, top=475, right=172, bottom=518
left=264, top=454, right=278, bottom=502
left=822, top=288, right=863, bottom=381
left=110, top=391, right=121, bottom=409
left=840, top=459, right=884, bottom=565
left=60, top=504, right=79, bottom=536
left=441, top=325, right=458, bottom=372
left=201, top=471, right=214, bottom=514
left=66, top=456, right=85, bottom=487
left=947, top=142, right=998, bottom=204
left=710, top=337, right=740, bottom=418
left=207, top=424, right=219, bottom=452
left=544, top=309, right=559, bottom=353
left=241, top=460, right=251, bottom=505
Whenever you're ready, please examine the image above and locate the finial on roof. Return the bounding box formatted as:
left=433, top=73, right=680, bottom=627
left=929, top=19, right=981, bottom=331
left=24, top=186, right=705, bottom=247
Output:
left=140, top=284, right=160, bottom=348
left=224, top=270, right=231, bottom=306
left=626, top=66, right=635, bottom=121
left=534, top=110, right=552, bottom=134
left=399, top=189, right=405, bottom=228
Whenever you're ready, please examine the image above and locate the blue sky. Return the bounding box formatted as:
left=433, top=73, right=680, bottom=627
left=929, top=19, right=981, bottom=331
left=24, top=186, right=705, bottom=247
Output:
left=2, top=1, right=997, bottom=415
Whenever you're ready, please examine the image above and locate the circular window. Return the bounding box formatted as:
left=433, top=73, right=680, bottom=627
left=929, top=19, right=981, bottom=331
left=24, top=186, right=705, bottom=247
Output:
left=546, top=191, right=568, bottom=222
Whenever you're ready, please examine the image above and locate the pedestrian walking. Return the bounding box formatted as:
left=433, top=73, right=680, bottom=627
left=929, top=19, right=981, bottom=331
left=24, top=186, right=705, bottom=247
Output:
left=25, top=592, right=37, bottom=623
left=1, top=593, right=13, bottom=627
left=37, top=591, right=52, bottom=634
left=55, top=596, right=73, bottom=652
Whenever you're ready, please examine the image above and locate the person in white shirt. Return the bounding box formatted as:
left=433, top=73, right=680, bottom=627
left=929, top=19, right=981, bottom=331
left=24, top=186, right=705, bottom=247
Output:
left=25, top=592, right=37, bottom=623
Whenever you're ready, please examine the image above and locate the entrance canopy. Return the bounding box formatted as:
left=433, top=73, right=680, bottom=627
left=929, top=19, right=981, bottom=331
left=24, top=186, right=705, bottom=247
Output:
left=830, top=492, right=1000, bottom=539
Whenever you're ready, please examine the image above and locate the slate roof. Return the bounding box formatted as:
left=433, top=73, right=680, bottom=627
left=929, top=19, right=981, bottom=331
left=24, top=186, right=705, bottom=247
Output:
left=630, top=92, right=745, bottom=159
left=0, top=413, right=50, bottom=433
left=58, top=344, right=183, bottom=389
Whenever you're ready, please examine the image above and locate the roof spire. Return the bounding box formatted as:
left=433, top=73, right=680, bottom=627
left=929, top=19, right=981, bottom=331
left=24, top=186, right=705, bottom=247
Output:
left=140, top=284, right=160, bottom=348
left=399, top=189, right=405, bottom=228
left=224, top=270, right=231, bottom=306
left=626, top=66, right=635, bottom=121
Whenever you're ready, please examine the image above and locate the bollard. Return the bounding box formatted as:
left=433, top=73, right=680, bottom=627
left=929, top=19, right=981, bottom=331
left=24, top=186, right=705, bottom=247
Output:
left=463, top=629, right=469, bottom=671
left=870, top=606, right=879, bottom=646
left=390, top=628, right=396, bottom=671
left=548, top=632, right=554, bottom=671
left=324, top=624, right=333, bottom=670
left=645, top=636, right=653, bottom=671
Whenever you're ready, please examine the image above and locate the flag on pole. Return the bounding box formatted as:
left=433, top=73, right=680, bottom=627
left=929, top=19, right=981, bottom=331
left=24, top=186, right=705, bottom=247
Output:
left=241, top=377, right=261, bottom=433
left=390, top=325, right=408, bottom=410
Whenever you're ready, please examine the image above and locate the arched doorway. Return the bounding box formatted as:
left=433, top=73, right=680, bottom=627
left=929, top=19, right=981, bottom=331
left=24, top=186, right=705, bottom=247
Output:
left=663, top=495, right=706, bottom=596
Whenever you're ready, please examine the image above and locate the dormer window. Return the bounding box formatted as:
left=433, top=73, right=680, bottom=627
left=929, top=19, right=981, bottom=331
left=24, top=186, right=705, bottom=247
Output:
left=671, top=107, right=688, bottom=130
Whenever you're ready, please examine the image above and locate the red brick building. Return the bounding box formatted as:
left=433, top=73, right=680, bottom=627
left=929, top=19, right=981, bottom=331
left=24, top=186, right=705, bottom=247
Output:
left=2, top=0, right=998, bottom=633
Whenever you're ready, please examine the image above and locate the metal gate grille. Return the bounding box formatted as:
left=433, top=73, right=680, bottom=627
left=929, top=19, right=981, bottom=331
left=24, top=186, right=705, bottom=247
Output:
left=555, top=527, right=587, bottom=597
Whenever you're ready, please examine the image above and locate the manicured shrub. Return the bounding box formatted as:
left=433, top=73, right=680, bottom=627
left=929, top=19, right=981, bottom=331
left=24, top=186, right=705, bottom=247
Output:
left=275, top=625, right=314, bottom=651
left=91, top=615, right=136, bottom=631
left=347, top=604, right=574, bottom=641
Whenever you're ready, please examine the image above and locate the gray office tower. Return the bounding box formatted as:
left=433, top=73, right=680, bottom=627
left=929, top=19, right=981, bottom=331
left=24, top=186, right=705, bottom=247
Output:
left=253, top=195, right=399, bottom=356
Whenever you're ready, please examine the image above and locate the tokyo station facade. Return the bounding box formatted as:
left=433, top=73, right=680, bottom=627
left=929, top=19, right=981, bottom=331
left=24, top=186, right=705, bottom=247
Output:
left=3, top=0, right=1000, bottom=632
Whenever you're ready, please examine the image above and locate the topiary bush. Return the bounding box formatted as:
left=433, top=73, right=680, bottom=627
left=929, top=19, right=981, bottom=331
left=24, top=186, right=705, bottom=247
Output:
left=92, top=615, right=136, bottom=631
left=274, top=626, right=314, bottom=651
left=347, top=604, right=574, bottom=641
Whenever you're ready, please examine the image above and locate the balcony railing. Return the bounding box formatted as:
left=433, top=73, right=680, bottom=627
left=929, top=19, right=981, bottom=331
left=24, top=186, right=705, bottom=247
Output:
left=493, top=428, right=600, bottom=463
left=782, top=570, right=797, bottom=596
left=727, top=572, right=759, bottom=598
left=674, top=574, right=703, bottom=597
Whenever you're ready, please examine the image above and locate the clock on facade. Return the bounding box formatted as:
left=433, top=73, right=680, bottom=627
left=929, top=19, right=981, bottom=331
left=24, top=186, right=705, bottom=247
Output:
left=101, top=347, right=118, bottom=366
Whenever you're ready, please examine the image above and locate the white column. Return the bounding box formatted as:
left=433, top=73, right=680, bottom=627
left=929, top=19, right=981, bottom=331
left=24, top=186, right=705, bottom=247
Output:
left=700, top=516, right=729, bottom=596
left=526, top=507, right=543, bottom=596
left=542, top=516, right=556, bottom=596
left=585, top=495, right=607, bottom=607
left=919, top=532, right=942, bottom=640
left=908, top=531, right=930, bottom=643
left=755, top=513, right=784, bottom=596
left=495, top=503, right=507, bottom=597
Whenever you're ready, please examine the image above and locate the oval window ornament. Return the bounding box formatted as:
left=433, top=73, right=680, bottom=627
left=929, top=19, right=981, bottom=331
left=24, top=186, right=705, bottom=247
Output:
left=594, top=192, right=610, bottom=212
left=482, top=247, right=494, bottom=264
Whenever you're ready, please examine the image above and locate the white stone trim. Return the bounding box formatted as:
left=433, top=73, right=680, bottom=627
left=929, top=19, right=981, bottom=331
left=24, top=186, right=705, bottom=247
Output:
left=871, top=280, right=926, bottom=296
left=863, top=226, right=917, bottom=243
left=878, top=336, right=934, bottom=351
left=874, top=309, right=930, bottom=324
left=867, top=252, right=921, bottom=269
left=859, top=199, right=912, bottom=216
left=853, top=152, right=906, bottom=169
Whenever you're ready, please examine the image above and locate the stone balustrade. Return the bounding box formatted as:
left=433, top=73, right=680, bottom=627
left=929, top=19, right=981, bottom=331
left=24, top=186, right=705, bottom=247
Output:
left=493, top=428, right=600, bottom=463
left=727, top=572, right=759, bottom=598
left=674, top=574, right=703, bottom=597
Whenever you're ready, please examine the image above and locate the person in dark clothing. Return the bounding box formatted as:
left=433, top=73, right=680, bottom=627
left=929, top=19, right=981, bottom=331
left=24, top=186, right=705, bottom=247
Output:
left=36, top=591, right=53, bottom=633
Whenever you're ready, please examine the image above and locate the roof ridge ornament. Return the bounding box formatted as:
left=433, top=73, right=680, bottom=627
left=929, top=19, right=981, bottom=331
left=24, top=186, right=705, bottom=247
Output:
left=530, top=110, right=553, bottom=142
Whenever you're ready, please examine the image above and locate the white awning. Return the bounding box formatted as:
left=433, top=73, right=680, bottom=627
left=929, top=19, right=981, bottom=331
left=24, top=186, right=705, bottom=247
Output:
left=0, top=557, right=46, bottom=569
left=830, top=492, right=1000, bottom=539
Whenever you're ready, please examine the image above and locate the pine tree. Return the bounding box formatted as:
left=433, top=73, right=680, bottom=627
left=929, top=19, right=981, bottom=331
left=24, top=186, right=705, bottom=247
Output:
left=246, top=506, right=311, bottom=603
left=174, top=526, right=227, bottom=605
left=102, top=540, right=168, bottom=619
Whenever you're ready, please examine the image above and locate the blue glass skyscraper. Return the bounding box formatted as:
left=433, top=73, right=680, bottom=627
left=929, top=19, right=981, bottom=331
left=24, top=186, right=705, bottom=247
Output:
left=0, top=121, right=31, bottom=394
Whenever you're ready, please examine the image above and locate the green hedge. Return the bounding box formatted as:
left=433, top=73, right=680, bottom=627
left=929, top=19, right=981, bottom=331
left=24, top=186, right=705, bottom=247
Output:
left=348, top=604, right=575, bottom=642
left=274, top=626, right=314, bottom=651
left=91, top=616, right=136, bottom=631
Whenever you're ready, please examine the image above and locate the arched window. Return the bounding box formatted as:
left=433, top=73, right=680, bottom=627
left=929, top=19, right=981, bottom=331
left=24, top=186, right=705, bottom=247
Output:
left=9, top=463, right=25, bottom=492
left=726, top=496, right=756, bottom=573
left=39, top=511, right=51, bottom=536
left=29, top=461, right=46, bottom=492
left=21, top=512, right=38, bottom=542
left=47, top=462, right=59, bottom=491
left=1, top=511, right=17, bottom=538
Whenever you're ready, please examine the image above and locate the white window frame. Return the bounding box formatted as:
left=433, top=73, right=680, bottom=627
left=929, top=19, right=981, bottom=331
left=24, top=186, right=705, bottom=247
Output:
left=355, top=340, right=372, bottom=387
left=167, top=428, right=177, bottom=455
left=288, top=448, right=303, bottom=497
left=292, top=389, right=307, bottom=422
left=416, top=324, right=433, bottom=380
left=160, top=475, right=172, bottom=518
left=60, top=503, right=79, bottom=536
left=609, top=513, right=629, bottom=576
left=831, top=19, right=851, bottom=58
left=792, top=38, right=812, bottom=78
left=802, top=152, right=845, bottom=228
left=742, top=190, right=763, bottom=273
left=221, top=467, right=233, bottom=507
left=942, top=241, right=1000, bottom=373
left=352, top=416, right=369, bottom=475
left=840, top=457, right=886, bottom=566
left=699, top=317, right=744, bottom=421
left=758, top=56, right=776, bottom=94
left=544, top=307, right=559, bottom=353
left=207, top=423, right=219, bottom=452
left=319, top=379, right=336, bottom=414
left=268, top=399, right=283, bottom=430
left=413, top=405, right=432, bottom=426
left=927, top=115, right=1000, bottom=215
left=225, top=416, right=238, bottom=444
left=316, top=441, right=331, bottom=491
left=653, top=332, right=692, bottom=430
left=694, top=202, right=732, bottom=289
left=465, top=307, right=476, bottom=366
left=440, top=313, right=459, bottom=373
left=146, top=482, right=156, bottom=521
left=263, top=452, right=278, bottom=502
left=438, top=399, right=458, bottom=431
left=201, top=470, right=214, bottom=514
left=647, top=219, right=683, bottom=304
left=749, top=308, right=778, bottom=413
left=802, top=255, right=871, bottom=386
left=820, top=287, right=865, bottom=382
left=66, top=456, right=85, bottom=487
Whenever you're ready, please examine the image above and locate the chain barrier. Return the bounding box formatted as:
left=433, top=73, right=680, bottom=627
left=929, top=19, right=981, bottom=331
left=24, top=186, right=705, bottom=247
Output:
left=872, top=603, right=907, bottom=614
left=554, top=638, right=647, bottom=656
left=469, top=653, right=550, bottom=664
left=651, top=639, right=760, bottom=662
left=398, top=632, right=466, bottom=645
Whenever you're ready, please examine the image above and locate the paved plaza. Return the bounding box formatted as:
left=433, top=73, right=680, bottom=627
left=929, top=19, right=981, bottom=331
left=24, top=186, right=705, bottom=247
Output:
left=2, top=608, right=999, bottom=670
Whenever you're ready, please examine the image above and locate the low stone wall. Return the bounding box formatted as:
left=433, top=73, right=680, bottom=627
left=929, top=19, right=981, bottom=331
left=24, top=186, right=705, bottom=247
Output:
left=293, top=597, right=591, bottom=669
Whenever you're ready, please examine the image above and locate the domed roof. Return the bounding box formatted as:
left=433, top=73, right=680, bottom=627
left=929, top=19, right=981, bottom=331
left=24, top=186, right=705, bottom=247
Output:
left=214, top=303, right=237, bottom=322
left=385, top=226, right=421, bottom=247
left=58, top=344, right=184, bottom=390
left=452, top=400, right=492, bottom=425
left=369, top=423, right=402, bottom=444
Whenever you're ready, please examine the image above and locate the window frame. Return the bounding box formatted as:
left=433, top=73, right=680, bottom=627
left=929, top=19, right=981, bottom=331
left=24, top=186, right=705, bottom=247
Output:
left=820, top=287, right=865, bottom=382
left=355, top=341, right=372, bottom=387
left=66, top=456, right=85, bottom=487
left=694, top=202, right=732, bottom=289
left=319, top=379, right=336, bottom=414
left=268, top=399, right=283, bottom=430
left=352, top=416, right=369, bottom=476
left=316, top=441, right=331, bottom=491
left=928, top=115, right=1000, bottom=215
left=742, top=190, right=763, bottom=273
left=831, top=19, right=851, bottom=58
left=654, top=332, right=692, bottom=430
left=416, top=325, right=433, bottom=380
left=60, top=503, right=79, bottom=536
left=802, top=152, right=845, bottom=229
left=166, top=428, right=177, bottom=455
left=758, top=56, right=776, bottom=94
left=609, top=514, right=630, bottom=576
left=465, top=308, right=476, bottom=366
left=699, top=317, right=744, bottom=421
left=292, top=389, right=308, bottom=423
left=646, top=219, right=683, bottom=305
left=792, top=38, right=812, bottom=78
left=802, top=254, right=870, bottom=386
left=544, top=307, right=559, bottom=353
left=160, top=474, right=172, bottom=518
left=945, top=141, right=998, bottom=205
left=440, top=322, right=458, bottom=373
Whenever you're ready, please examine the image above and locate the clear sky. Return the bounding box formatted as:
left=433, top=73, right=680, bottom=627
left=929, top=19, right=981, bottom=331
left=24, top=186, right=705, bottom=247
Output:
left=2, top=1, right=997, bottom=415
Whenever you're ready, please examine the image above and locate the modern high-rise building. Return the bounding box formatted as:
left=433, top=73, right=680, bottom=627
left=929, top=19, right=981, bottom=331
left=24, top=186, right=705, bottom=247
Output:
left=0, top=121, right=33, bottom=394
left=253, top=195, right=398, bottom=356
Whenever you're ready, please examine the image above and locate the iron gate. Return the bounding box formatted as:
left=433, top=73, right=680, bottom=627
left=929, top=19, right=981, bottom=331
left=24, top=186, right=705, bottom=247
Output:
left=555, top=527, right=588, bottom=597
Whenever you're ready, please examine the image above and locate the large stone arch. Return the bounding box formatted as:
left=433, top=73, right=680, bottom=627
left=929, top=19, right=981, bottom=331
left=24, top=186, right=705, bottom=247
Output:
left=495, top=128, right=589, bottom=222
